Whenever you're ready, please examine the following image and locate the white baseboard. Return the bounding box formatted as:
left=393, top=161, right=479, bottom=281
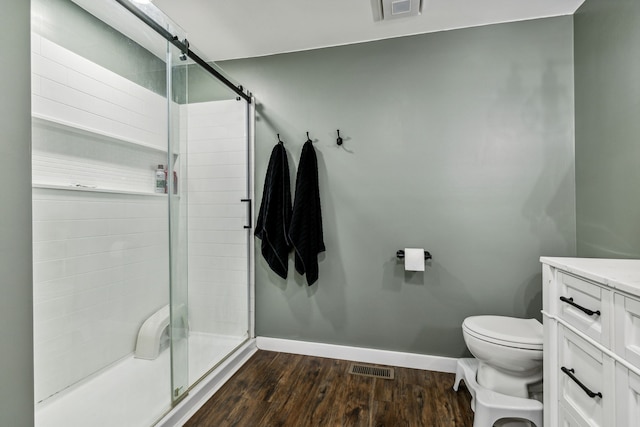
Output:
left=157, top=339, right=258, bottom=427
left=256, top=337, right=457, bottom=373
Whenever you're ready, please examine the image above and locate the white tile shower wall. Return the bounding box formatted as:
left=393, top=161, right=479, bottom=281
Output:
left=32, top=34, right=165, bottom=149
left=184, top=101, right=249, bottom=337
left=32, top=189, right=169, bottom=403
left=31, top=34, right=169, bottom=194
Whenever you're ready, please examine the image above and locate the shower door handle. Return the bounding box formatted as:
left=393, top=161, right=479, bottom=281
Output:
left=241, top=199, right=252, bottom=229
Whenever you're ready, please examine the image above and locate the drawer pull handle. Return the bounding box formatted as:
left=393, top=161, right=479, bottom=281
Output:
left=559, top=296, right=601, bottom=317
left=561, top=367, right=603, bottom=399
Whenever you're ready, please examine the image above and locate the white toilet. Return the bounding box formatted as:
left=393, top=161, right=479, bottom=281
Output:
left=462, top=315, right=543, bottom=398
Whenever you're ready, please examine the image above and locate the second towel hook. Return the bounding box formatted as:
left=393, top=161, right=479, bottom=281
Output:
left=306, top=131, right=312, bottom=143
left=277, top=133, right=283, bottom=144
left=336, top=130, right=343, bottom=146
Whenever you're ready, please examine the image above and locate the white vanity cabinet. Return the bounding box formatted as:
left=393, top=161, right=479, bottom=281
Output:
left=541, top=257, right=640, bottom=427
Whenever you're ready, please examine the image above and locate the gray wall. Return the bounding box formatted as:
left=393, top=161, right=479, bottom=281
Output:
left=0, top=1, right=34, bottom=426
left=220, top=16, right=576, bottom=357
left=574, top=0, right=640, bottom=258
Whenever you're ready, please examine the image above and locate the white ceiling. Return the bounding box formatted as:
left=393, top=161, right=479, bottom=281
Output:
left=152, top=0, right=585, bottom=61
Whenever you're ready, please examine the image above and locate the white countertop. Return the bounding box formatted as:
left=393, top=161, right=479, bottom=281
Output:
left=540, top=257, right=640, bottom=296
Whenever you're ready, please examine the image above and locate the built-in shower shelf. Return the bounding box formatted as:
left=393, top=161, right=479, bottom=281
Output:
left=32, top=182, right=172, bottom=197
left=32, top=114, right=178, bottom=156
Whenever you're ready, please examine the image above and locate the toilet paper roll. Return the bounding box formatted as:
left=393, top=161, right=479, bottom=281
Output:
left=404, top=248, right=425, bottom=271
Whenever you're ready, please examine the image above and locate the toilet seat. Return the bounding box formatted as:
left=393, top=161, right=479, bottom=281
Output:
left=462, top=316, right=543, bottom=351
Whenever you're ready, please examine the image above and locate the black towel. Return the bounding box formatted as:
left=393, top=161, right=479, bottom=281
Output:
left=255, top=143, right=292, bottom=279
left=288, top=140, right=325, bottom=285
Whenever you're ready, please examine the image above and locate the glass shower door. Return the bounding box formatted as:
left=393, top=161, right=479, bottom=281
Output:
left=129, top=0, right=253, bottom=403
left=31, top=0, right=184, bottom=425
left=31, top=0, right=252, bottom=424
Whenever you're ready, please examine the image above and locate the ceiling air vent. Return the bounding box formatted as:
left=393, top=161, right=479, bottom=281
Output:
left=371, top=0, right=423, bottom=22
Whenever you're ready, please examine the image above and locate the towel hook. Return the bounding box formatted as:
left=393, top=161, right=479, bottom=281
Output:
left=277, top=133, right=283, bottom=144
left=336, top=130, right=343, bottom=146
left=306, top=131, right=312, bottom=143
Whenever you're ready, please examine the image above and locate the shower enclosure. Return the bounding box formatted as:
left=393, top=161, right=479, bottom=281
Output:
left=31, top=1, right=254, bottom=425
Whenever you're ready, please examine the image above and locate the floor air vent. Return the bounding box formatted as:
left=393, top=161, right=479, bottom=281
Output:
left=348, top=363, right=395, bottom=380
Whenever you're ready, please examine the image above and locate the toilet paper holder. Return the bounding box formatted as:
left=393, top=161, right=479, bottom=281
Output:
left=396, top=250, right=432, bottom=260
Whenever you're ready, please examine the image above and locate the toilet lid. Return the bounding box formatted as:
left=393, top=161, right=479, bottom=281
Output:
left=463, top=315, right=543, bottom=350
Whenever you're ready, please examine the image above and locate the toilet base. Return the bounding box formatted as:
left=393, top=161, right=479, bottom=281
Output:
left=477, top=361, right=543, bottom=398
left=453, top=358, right=543, bottom=427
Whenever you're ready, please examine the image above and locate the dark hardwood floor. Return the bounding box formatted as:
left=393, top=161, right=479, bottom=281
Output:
left=184, top=350, right=474, bottom=427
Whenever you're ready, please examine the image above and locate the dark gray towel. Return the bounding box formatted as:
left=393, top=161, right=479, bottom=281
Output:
left=288, top=140, right=325, bottom=285
left=255, top=143, right=292, bottom=279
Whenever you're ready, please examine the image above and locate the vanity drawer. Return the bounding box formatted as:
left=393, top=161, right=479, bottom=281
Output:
left=558, top=326, right=614, bottom=427
left=559, top=402, right=590, bottom=427
left=614, top=293, right=640, bottom=370
left=615, top=364, right=640, bottom=427
left=558, top=272, right=611, bottom=347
